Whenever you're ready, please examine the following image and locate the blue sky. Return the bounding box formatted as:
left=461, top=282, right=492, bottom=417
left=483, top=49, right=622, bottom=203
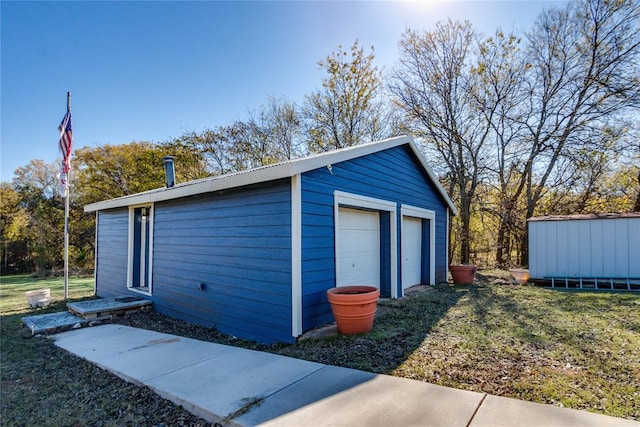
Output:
left=1, top=1, right=563, bottom=182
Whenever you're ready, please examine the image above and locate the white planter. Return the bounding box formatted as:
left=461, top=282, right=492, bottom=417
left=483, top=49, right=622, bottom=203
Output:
left=25, top=289, right=51, bottom=308
left=36, top=297, right=55, bottom=308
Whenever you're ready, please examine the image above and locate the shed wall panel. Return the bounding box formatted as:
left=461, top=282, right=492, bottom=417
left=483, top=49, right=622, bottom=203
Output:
left=529, top=217, right=640, bottom=280
left=590, top=221, right=604, bottom=277
left=300, top=145, right=449, bottom=330
left=601, top=220, right=616, bottom=277
left=630, top=219, right=640, bottom=277
left=528, top=222, right=540, bottom=277
left=556, top=223, right=569, bottom=276
left=565, top=221, right=580, bottom=277
left=578, top=220, right=592, bottom=277
left=614, top=219, right=629, bottom=278
left=545, top=222, right=557, bottom=276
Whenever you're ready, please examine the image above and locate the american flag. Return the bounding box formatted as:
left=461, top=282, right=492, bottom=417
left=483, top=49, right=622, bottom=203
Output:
left=58, top=110, right=73, bottom=172
left=58, top=110, right=73, bottom=197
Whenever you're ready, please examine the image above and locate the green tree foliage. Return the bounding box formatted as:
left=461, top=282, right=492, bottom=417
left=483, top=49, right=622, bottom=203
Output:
left=73, top=141, right=202, bottom=204
left=0, top=183, right=29, bottom=273
left=304, top=40, right=387, bottom=152
left=9, top=160, right=63, bottom=276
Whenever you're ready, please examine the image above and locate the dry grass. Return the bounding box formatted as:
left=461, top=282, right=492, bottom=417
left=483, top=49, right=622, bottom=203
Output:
left=2, top=272, right=639, bottom=424
left=0, top=276, right=213, bottom=426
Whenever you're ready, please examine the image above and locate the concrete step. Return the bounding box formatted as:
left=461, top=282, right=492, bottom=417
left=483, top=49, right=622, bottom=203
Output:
left=22, top=296, right=153, bottom=335
left=67, top=296, right=152, bottom=319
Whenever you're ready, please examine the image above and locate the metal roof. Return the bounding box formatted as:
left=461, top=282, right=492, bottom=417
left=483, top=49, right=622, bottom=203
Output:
left=528, top=212, right=640, bottom=222
left=84, top=135, right=458, bottom=215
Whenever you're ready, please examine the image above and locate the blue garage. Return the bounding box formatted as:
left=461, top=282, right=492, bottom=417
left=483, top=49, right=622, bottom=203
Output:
left=85, top=136, right=457, bottom=343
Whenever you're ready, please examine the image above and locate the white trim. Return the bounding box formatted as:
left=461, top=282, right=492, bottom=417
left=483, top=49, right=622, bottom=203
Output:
left=446, top=209, right=450, bottom=267
left=127, top=203, right=154, bottom=296
left=401, top=205, right=436, bottom=294
left=127, top=208, right=134, bottom=288
left=291, top=174, right=302, bottom=338
left=334, top=191, right=397, bottom=212
left=334, top=191, right=398, bottom=298
left=85, top=136, right=457, bottom=215
left=93, top=212, right=98, bottom=295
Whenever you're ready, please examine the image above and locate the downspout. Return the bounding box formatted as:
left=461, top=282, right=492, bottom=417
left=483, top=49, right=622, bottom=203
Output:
left=291, top=174, right=302, bottom=338
left=446, top=208, right=450, bottom=269
left=93, top=211, right=99, bottom=295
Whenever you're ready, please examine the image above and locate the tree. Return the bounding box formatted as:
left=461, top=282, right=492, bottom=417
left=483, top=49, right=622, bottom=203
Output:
left=390, top=20, right=489, bottom=264
left=11, top=160, right=63, bottom=276
left=73, top=141, right=207, bottom=204
left=471, top=30, right=529, bottom=267
left=304, top=40, right=387, bottom=152
left=513, top=0, right=640, bottom=264
left=246, top=96, right=304, bottom=161
left=74, top=142, right=164, bottom=202
left=177, top=98, right=303, bottom=175
left=0, top=183, right=29, bottom=273
left=177, top=128, right=234, bottom=176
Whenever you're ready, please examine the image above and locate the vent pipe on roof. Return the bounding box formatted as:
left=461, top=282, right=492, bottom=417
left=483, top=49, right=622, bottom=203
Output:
left=163, top=156, right=175, bottom=188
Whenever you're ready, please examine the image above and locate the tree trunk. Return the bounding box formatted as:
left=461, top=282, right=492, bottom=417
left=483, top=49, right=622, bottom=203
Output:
left=519, top=197, right=536, bottom=267
left=459, top=195, right=472, bottom=265
left=496, top=220, right=506, bottom=268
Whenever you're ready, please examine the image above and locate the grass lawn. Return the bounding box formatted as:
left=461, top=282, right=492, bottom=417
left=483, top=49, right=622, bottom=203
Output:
left=0, top=275, right=211, bottom=426
left=1, top=272, right=639, bottom=424
left=388, top=285, right=640, bottom=419
left=0, top=274, right=95, bottom=314
left=267, top=282, right=639, bottom=420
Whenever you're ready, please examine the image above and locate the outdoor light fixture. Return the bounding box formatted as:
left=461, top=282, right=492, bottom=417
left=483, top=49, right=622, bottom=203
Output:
left=163, top=156, right=175, bottom=188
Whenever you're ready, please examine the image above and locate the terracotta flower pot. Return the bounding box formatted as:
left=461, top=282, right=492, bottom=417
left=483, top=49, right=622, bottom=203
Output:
left=509, top=268, right=530, bottom=284
left=327, top=285, right=380, bottom=335
left=449, top=265, right=478, bottom=285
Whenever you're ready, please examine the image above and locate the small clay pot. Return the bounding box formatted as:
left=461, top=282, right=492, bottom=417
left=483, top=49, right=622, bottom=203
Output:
left=449, top=265, right=478, bottom=285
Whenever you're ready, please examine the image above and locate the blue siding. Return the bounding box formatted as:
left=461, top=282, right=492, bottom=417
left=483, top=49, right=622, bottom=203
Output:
left=421, top=219, right=432, bottom=283
left=151, top=180, right=293, bottom=344
left=300, top=145, right=449, bottom=331
left=93, top=143, right=451, bottom=343
left=95, top=209, right=129, bottom=297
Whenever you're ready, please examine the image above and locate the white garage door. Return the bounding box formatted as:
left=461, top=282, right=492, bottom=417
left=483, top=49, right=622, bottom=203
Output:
left=337, top=207, right=380, bottom=288
left=402, top=216, right=422, bottom=290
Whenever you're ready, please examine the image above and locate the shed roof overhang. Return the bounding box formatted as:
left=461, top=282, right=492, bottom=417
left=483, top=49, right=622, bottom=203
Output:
left=528, top=212, right=640, bottom=222
left=84, top=136, right=458, bottom=215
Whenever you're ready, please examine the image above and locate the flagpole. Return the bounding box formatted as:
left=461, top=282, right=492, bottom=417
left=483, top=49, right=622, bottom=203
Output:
left=64, top=91, right=70, bottom=300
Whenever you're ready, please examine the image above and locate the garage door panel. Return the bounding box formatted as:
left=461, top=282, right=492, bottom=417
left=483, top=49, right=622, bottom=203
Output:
left=337, top=207, right=380, bottom=288
left=402, top=217, right=422, bottom=290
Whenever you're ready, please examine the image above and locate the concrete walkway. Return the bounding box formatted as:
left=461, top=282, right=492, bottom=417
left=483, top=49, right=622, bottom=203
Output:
left=53, top=325, right=638, bottom=427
